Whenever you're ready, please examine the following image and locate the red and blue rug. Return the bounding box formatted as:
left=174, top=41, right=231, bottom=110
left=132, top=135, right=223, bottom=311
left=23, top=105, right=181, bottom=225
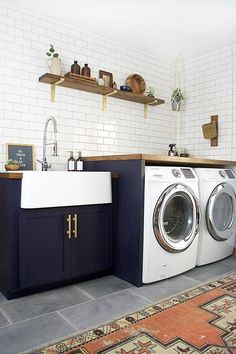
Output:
left=29, top=273, right=236, bottom=353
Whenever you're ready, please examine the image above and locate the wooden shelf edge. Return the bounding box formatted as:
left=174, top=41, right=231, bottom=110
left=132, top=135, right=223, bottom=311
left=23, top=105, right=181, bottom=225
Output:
left=39, top=73, right=165, bottom=106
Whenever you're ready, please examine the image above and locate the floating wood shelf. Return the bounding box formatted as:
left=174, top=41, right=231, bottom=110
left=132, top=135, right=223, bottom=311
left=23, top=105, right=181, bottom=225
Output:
left=39, top=73, right=165, bottom=112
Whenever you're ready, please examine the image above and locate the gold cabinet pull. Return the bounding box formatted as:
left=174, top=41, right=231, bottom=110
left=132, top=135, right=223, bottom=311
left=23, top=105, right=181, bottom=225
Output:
left=73, top=214, right=78, bottom=239
left=67, top=214, right=72, bottom=239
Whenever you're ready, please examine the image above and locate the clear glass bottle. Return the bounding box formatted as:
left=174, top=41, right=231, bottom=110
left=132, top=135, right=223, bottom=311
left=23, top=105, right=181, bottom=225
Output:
left=71, top=61, right=80, bottom=75
left=76, top=151, right=83, bottom=171
left=81, top=63, right=91, bottom=77
left=67, top=151, right=76, bottom=171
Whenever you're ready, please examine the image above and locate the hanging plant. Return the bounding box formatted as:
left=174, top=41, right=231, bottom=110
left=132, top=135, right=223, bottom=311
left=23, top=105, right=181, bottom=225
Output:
left=171, top=88, right=184, bottom=111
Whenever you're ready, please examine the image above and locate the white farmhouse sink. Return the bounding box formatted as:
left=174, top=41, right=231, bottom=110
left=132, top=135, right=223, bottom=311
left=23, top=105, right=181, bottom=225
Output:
left=20, top=171, right=112, bottom=208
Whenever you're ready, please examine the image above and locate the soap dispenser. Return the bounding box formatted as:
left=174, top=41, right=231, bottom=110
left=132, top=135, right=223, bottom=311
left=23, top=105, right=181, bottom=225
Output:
left=67, top=151, right=76, bottom=171
left=76, top=151, right=83, bottom=171
left=168, top=144, right=177, bottom=156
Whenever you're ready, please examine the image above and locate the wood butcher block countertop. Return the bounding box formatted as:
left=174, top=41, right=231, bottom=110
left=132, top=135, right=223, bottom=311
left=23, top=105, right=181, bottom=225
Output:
left=0, top=171, right=120, bottom=179
left=0, top=155, right=235, bottom=179
left=84, top=154, right=236, bottom=167
left=0, top=172, right=23, bottom=179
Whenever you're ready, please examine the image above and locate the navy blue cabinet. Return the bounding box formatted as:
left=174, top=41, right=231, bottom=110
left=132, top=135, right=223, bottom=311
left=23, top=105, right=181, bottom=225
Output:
left=19, top=204, right=112, bottom=290
left=0, top=176, right=113, bottom=299
left=70, top=206, right=112, bottom=278
left=19, top=207, right=71, bottom=289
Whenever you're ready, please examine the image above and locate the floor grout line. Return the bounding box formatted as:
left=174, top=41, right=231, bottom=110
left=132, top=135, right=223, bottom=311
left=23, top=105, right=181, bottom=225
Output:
left=0, top=308, right=13, bottom=326
left=73, top=285, right=95, bottom=300
left=125, top=288, right=153, bottom=303
left=56, top=311, right=78, bottom=331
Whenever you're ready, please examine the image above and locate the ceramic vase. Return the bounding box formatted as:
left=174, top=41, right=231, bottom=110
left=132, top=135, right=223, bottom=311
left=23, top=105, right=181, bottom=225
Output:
left=48, top=57, right=61, bottom=75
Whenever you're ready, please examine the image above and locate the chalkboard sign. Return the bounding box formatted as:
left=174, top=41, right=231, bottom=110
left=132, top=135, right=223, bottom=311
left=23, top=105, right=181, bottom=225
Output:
left=6, top=144, right=35, bottom=170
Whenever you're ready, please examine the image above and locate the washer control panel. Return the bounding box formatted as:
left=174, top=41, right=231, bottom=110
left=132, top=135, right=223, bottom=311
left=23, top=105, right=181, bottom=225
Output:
left=180, top=168, right=195, bottom=179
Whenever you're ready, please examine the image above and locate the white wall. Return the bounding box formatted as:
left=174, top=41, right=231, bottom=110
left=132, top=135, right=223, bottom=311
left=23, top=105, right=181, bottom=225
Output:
left=178, top=46, right=234, bottom=160
left=0, top=3, right=174, bottom=171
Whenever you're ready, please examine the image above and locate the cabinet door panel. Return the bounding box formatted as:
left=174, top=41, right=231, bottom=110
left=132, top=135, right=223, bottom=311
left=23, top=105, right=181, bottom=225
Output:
left=19, top=208, right=71, bottom=288
left=71, top=205, right=112, bottom=277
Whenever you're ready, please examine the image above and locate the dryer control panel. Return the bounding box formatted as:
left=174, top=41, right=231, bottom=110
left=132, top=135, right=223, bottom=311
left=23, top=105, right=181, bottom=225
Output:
left=224, top=169, right=236, bottom=179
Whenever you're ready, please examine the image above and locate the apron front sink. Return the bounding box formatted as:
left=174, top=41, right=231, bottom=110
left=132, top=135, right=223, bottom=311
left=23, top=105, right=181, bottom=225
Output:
left=20, top=171, right=112, bottom=208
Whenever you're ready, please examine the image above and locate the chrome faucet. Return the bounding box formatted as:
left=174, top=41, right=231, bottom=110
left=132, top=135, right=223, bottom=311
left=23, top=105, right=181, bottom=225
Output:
left=37, top=116, right=58, bottom=171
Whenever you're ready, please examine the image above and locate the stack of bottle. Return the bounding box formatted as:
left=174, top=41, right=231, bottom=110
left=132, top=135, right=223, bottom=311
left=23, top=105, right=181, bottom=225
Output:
left=67, top=151, right=83, bottom=171
left=71, top=61, right=91, bottom=77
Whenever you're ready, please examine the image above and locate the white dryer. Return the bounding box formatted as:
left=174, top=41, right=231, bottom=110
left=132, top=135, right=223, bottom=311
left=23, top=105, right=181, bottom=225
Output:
left=194, top=168, right=236, bottom=266
left=143, top=166, right=200, bottom=283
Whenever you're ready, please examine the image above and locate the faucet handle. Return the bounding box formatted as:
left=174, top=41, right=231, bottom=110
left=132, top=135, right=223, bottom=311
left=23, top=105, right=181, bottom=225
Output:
left=37, top=159, right=51, bottom=171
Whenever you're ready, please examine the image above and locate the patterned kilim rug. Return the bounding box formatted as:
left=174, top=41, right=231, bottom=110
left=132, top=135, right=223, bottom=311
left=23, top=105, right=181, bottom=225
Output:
left=29, top=273, right=236, bottom=354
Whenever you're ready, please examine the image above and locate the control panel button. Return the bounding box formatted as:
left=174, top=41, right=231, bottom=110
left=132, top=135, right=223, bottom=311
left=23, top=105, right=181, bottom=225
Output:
left=172, top=169, right=181, bottom=178
left=219, top=170, right=226, bottom=178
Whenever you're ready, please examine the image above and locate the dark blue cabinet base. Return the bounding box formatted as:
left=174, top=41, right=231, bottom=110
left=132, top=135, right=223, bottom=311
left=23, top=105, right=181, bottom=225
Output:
left=84, top=160, right=145, bottom=287
left=0, top=178, right=113, bottom=299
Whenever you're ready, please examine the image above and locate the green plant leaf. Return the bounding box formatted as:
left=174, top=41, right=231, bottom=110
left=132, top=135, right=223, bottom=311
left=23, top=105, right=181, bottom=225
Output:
left=49, top=47, right=55, bottom=53
left=53, top=53, right=59, bottom=58
left=46, top=52, right=51, bottom=57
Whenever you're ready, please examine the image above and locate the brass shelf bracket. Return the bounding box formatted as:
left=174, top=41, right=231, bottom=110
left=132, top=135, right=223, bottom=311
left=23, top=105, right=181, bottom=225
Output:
left=144, top=99, right=158, bottom=118
left=50, top=78, right=65, bottom=102
left=102, top=90, right=117, bottom=111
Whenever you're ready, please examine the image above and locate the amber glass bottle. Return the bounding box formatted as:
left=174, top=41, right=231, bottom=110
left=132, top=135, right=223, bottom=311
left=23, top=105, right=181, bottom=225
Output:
left=71, top=61, right=80, bottom=75
left=81, top=63, right=91, bottom=77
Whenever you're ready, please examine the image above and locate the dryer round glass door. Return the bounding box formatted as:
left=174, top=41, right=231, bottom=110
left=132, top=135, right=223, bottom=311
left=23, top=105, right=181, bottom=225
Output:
left=152, top=184, right=200, bottom=253
left=206, top=182, right=236, bottom=241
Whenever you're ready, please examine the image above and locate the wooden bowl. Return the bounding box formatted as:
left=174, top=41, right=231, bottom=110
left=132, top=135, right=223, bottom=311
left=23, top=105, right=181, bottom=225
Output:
left=5, top=164, right=21, bottom=171
left=125, top=74, right=146, bottom=94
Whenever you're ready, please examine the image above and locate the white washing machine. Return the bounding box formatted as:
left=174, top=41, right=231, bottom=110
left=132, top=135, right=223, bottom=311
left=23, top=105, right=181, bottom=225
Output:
left=195, top=168, right=236, bottom=266
left=143, top=166, right=200, bottom=283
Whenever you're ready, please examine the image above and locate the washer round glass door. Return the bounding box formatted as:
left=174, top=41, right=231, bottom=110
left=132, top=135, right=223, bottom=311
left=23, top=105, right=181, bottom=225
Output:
left=206, top=183, right=236, bottom=241
left=153, top=184, right=200, bottom=253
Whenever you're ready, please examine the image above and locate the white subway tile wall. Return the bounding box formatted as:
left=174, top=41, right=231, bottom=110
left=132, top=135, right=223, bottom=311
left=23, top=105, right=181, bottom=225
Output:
left=1, top=3, right=236, bottom=170
left=179, top=47, right=234, bottom=160
left=0, top=3, right=174, bottom=171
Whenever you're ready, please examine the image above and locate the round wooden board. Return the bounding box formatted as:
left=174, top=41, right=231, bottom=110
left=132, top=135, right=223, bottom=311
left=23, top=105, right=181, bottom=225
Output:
left=125, top=74, right=146, bottom=94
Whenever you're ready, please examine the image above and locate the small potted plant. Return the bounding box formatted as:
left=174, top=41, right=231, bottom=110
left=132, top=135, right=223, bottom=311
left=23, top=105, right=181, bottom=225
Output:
left=46, top=44, right=61, bottom=75
left=171, top=88, right=184, bottom=111
left=146, top=86, right=155, bottom=97
left=5, top=159, right=21, bottom=171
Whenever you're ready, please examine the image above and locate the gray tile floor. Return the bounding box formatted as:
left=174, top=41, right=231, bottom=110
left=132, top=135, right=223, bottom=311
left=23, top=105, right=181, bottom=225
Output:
left=0, top=257, right=234, bottom=354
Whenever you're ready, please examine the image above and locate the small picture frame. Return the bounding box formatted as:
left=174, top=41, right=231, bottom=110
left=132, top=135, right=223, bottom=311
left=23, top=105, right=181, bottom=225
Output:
left=6, top=143, right=35, bottom=170
left=99, top=70, right=113, bottom=88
